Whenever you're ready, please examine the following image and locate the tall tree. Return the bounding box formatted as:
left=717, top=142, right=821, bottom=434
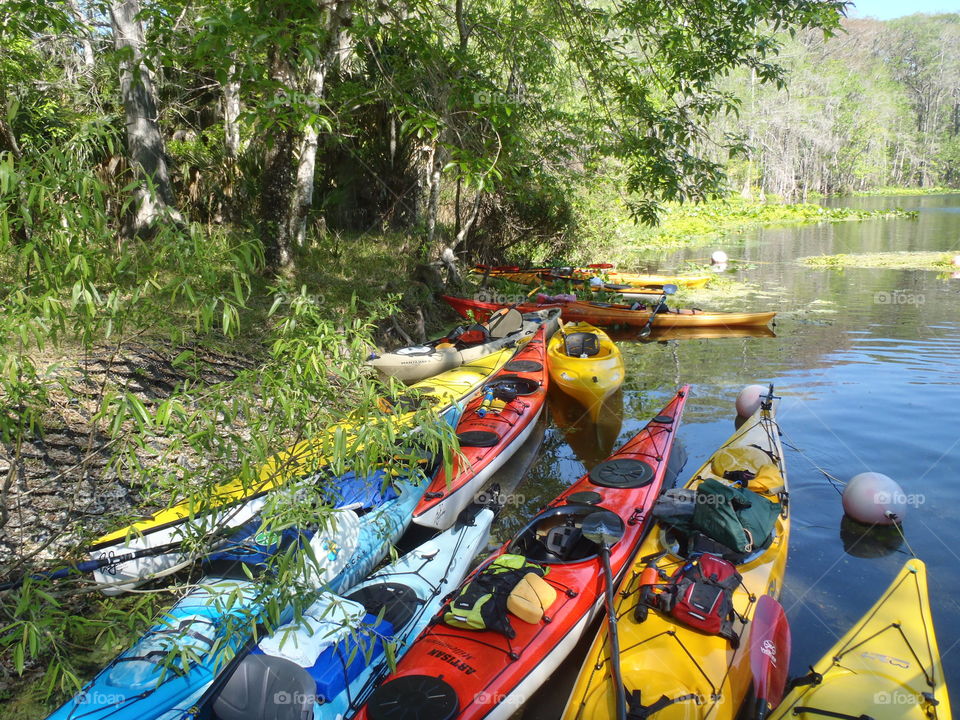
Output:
left=110, top=0, right=182, bottom=235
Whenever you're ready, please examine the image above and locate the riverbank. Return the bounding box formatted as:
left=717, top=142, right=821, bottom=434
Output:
left=569, top=193, right=917, bottom=267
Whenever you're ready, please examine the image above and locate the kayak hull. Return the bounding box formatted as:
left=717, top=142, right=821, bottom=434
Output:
left=562, top=393, right=788, bottom=720
left=89, top=348, right=517, bottom=593
left=368, top=308, right=559, bottom=384
left=471, top=267, right=711, bottom=291
left=413, top=325, right=549, bottom=530
left=201, top=508, right=495, bottom=720
left=547, top=322, right=624, bottom=415
left=442, top=295, right=775, bottom=329
left=770, top=558, right=951, bottom=720
left=354, top=388, right=690, bottom=720
left=49, top=480, right=428, bottom=720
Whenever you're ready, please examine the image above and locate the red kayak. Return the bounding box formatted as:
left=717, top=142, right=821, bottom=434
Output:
left=443, top=294, right=776, bottom=329
left=355, top=387, right=690, bottom=720
left=413, top=325, right=549, bottom=530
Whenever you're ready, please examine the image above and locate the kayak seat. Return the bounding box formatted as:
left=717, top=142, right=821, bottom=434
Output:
left=564, top=332, right=600, bottom=357
left=457, top=430, right=501, bottom=447
left=344, top=582, right=422, bottom=631
left=486, top=308, right=524, bottom=338
left=213, top=654, right=314, bottom=720
left=545, top=525, right=583, bottom=559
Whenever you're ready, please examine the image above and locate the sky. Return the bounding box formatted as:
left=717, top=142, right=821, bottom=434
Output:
left=848, top=0, right=960, bottom=19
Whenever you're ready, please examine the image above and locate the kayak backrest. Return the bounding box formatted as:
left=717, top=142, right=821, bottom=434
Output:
left=214, top=654, right=315, bottom=720
left=486, top=307, right=524, bottom=338
left=564, top=332, right=600, bottom=357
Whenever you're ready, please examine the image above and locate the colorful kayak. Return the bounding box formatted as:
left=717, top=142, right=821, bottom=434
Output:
left=354, top=388, right=690, bottom=720
left=208, top=506, right=496, bottom=720
left=547, top=321, right=624, bottom=416
left=770, top=558, right=951, bottom=720
left=47, top=476, right=429, bottom=720
left=472, top=265, right=711, bottom=291
left=88, top=348, right=517, bottom=593
left=413, top=324, right=549, bottom=530
left=366, top=308, right=559, bottom=384
left=442, top=295, right=776, bottom=330
left=562, top=387, right=788, bottom=720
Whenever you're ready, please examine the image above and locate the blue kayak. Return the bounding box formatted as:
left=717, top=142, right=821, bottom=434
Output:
left=46, top=475, right=427, bottom=720
left=208, top=506, right=495, bottom=719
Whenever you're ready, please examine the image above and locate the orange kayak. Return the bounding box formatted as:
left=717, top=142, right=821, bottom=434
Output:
left=443, top=295, right=775, bottom=329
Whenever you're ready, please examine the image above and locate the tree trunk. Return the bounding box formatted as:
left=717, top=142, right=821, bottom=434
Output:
left=110, top=0, right=182, bottom=236
left=224, top=60, right=241, bottom=159
left=0, top=116, right=22, bottom=161
left=262, top=0, right=352, bottom=269
left=425, top=144, right=442, bottom=245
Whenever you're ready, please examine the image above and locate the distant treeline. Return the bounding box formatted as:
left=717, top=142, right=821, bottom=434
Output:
left=716, top=14, right=960, bottom=200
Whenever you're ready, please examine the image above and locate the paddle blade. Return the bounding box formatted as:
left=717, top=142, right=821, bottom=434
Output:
left=749, top=595, right=791, bottom=719
left=581, top=509, right=624, bottom=547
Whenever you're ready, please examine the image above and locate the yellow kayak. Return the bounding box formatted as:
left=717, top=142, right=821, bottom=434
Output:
left=771, top=558, right=951, bottom=720
left=547, top=321, right=624, bottom=418
left=89, top=347, right=517, bottom=592
left=471, top=266, right=712, bottom=292
left=563, top=389, right=788, bottom=720
left=575, top=269, right=712, bottom=290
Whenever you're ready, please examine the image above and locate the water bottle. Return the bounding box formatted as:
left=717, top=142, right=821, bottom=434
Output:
left=477, top=386, right=495, bottom=417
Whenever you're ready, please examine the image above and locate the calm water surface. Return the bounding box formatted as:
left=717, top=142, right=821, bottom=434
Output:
left=483, top=194, right=960, bottom=716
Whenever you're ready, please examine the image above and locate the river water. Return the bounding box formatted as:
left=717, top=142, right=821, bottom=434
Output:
left=485, top=193, right=960, bottom=716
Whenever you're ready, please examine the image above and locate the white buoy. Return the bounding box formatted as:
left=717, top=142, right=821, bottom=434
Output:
left=952, top=255, right=960, bottom=267
left=712, top=262, right=728, bottom=273
left=711, top=250, right=729, bottom=265
left=842, top=472, right=908, bottom=525
left=735, top=384, right=767, bottom=418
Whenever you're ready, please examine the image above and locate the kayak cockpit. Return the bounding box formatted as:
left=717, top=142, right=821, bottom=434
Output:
left=508, top=505, right=624, bottom=564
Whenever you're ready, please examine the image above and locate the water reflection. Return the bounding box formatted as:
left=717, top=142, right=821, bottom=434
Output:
left=548, top=388, right=624, bottom=470
left=839, top=516, right=904, bottom=558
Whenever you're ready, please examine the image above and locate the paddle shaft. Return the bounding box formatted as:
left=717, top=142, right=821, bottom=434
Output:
left=638, top=292, right=669, bottom=337
left=0, top=533, right=219, bottom=592
left=600, top=541, right=628, bottom=720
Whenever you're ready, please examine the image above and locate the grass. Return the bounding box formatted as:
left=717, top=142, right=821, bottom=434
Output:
left=566, top=190, right=919, bottom=268
left=852, top=186, right=960, bottom=197
left=800, top=251, right=959, bottom=271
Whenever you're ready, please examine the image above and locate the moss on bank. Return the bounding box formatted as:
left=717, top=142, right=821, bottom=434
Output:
left=800, top=251, right=958, bottom=272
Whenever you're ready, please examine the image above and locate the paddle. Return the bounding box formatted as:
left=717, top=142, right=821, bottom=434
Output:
left=0, top=531, right=230, bottom=592
left=748, top=595, right=792, bottom=719
left=582, top=510, right=628, bottom=720
left=637, top=283, right=678, bottom=338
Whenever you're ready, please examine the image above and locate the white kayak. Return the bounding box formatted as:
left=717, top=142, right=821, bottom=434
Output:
left=367, top=308, right=560, bottom=384
left=209, top=506, right=496, bottom=720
